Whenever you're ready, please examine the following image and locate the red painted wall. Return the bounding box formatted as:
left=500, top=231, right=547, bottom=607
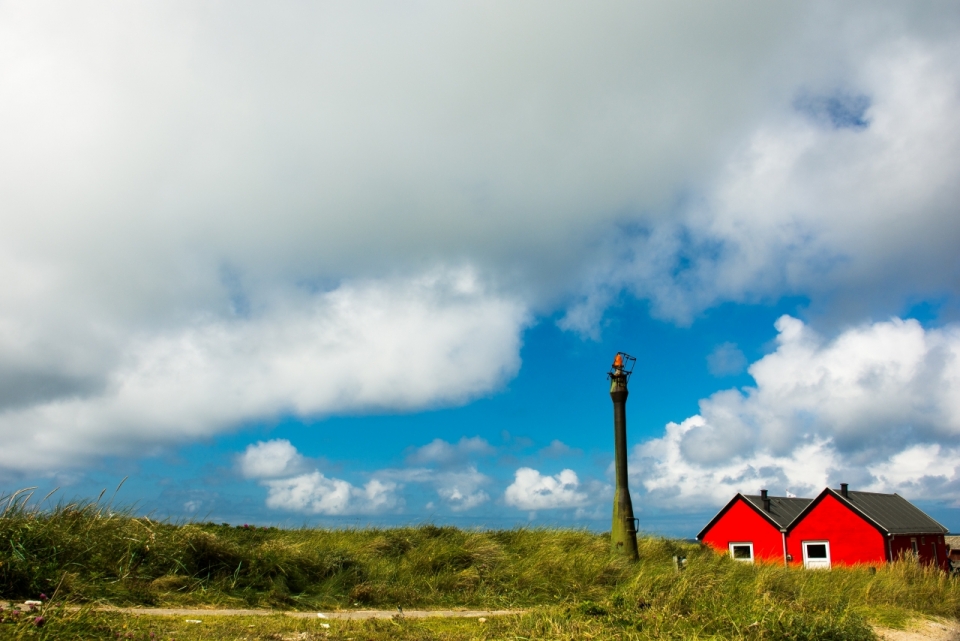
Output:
left=702, top=498, right=784, bottom=563
left=787, top=494, right=886, bottom=567
left=890, top=534, right=949, bottom=571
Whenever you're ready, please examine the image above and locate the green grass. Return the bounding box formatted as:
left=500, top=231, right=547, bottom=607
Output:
left=2, top=489, right=960, bottom=639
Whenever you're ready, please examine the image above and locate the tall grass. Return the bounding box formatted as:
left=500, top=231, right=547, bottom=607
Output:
left=2, top=489, right=960, bottom=640
left=0, top=490, right=627, bottom=609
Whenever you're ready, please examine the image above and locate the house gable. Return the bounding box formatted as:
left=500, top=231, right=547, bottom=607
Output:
left=787, top=488, right=887, bottom=537
left=786, top=491, right=888, bottom=566
left=698, top=493, right=782, bottom=540
left=699, top=495, right=786, bottom=563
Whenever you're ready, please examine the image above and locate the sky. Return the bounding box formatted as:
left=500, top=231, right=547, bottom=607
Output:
left=2, top=1, right=960, bottom=536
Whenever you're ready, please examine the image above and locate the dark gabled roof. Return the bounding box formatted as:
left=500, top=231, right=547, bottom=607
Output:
left=841, top=490, right=948, bottom=535
left=699, top=487, right=948, bottom=541
left=786, top=488, right=948, bottom=535
left=741, top=495, right=812, bottom=529
left=696, top=493, right=810, bottom=539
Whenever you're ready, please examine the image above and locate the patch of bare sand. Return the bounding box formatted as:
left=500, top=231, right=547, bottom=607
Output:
left=2, top=601, right=520, bottom=619
left=875, top=619, right=960, bottom=641
left=97, top=607, right=519, bottom=619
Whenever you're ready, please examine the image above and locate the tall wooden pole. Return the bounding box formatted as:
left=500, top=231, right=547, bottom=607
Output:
left=610, top=354, right=639, bottom=560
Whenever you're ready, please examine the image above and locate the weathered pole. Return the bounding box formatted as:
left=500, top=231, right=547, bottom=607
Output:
left=610, top=352, right=639, bottom=561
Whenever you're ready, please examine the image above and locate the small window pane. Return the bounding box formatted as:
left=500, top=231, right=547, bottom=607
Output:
left=732, top=545, right=752, bottom=559
left=806, top=544, right=827, bottom=559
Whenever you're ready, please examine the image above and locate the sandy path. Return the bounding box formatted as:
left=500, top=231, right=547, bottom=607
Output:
left=2, top=602, right=520, bottom=620
left=10, top=600, right=956, bottom=636
left=875, top=619, right=960, bottom=641
left=97, top=607, right=520, bottom=619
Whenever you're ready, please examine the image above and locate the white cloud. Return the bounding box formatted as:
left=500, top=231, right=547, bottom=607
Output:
left=406, top=436, right=495, bottom=465
left=438, top=488, right=489, bottom=512
left=0, top=271, right=527, bottom=472
left=264, top=472, right=399, bottom=516
left=238, top=439, right=307, bottom=479
left=633, top=316, right=960, bottom=508
left=504, top=467, right=590, bottom=510
left=435, top=467, right=491, bottom=512
left=248, top=439, right=493, bottom=514
left=635, top=417, right=838, bottom=508
left=241, top=440, right=400, bottom=515
left=707, top=342, right=747, bottom=377
left=868, top=444, right=958, bottom=490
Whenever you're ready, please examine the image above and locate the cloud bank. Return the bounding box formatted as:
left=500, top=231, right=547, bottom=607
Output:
left=0, top=2, right=959, bottom=474
left=241, top=438, right=609, bottom=517
left=0, top=272, right=526, bottom=472
left=562, top=38, right=960, bottom=329
left=242, top=438, right=495, bottom=515
left=406, top=436, right=496, bottom=466
left=240, top=439, right=400, bottom=516
left=263, top=473, right=399, bottom=516
left=634, top=316, right=960, bottom=508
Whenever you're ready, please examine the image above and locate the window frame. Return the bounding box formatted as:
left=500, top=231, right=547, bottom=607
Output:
left=728, top=542, right=755, bottom=563
left=802, top=540, right=831, bottom=569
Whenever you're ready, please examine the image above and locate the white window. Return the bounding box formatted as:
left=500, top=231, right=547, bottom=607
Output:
left=802, top=541, right=831, bottom=569
left=729, top=542, right=754, bottom=563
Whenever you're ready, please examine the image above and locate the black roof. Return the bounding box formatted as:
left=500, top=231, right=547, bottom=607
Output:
left=698, top=487, right=948, bottom=540
left=741, top=494, right=812, bottom=529
left=835, top=490, right=948, bottom=535
left=697, top=493, right=811, bottom=539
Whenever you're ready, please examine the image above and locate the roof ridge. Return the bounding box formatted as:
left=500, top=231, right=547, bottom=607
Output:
left=846, top=490, right=901, bottom=496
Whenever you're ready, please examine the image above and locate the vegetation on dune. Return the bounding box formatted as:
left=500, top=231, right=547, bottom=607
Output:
left=0, top=491, right=627, bottom=610
left=2, top=489, right=959, bottom=639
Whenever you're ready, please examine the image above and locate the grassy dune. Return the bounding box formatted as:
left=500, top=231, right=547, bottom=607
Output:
left=2, top=491, right=959, bottom=639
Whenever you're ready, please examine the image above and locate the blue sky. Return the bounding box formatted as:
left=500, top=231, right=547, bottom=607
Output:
left=2, top=2, right=960, bottom=537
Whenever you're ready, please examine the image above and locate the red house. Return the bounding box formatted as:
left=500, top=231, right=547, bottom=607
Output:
left=698, top=484, right=950, bottom=570
left=698, top=489, right=811, bottom=564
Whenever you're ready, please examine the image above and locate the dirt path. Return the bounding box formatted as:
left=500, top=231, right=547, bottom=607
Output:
left=96, top=607, right=521, bottom=620
left=875, top=619, right=960, bottom=641
left=3, top=602, right=520, bottom=620
left=9, top=600, right=957, bottom=636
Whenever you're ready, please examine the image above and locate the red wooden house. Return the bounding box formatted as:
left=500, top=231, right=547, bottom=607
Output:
left=698, top=489, right=811, bottom=564
left=698, top=484, right=950, bottom=570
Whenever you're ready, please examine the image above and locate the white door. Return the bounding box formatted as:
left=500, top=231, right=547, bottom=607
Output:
left=802, top=541, right=831, bottom=569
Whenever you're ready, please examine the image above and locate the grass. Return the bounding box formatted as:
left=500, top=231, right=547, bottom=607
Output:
left=2, top=489, right=960, bottom=639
